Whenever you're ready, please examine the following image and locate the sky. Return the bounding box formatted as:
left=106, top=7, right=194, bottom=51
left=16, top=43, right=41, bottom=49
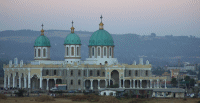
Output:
left=0, top=0, right=200, bottom=37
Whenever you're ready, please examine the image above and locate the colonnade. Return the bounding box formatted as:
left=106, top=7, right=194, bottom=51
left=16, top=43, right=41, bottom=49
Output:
left=4, top=75, right=60, bottom=91
left=83, top=79, right=167, bottom=90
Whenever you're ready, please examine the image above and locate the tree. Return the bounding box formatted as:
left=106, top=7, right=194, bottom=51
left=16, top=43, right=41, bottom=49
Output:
left=184, top=76, right=190, bottom=82
left=190, top=79, right=195, bottom=87
left=171, top=78, right=177, bottom=87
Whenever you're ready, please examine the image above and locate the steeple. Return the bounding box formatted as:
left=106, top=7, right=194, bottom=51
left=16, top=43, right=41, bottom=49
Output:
left=41, top=24, right=44, bottom=35
left=71, top=20, right=75, bottom=33
left=99, top=15, right=104, bottom=30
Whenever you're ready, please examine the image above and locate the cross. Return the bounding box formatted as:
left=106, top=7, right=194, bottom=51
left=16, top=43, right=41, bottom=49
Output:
left=100, top=15, right=103, bottom=22
left=72, top=20, right=74, bottom=27
left=41, top=24, right=44, bottom=29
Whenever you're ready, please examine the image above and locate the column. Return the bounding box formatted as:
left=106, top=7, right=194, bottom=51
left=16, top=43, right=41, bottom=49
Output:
left=165, top=79, right=167, bottom=89
left=140, top=79, right=142, bottom=88
left=98, top=79, right=100, bottom=89
left=24, top=76, right=27, bottom=88
left=105, top=79, right=107, bottom=88
left=160, top=80, right=161, bottom=88
left=150, top=79, right=152, bottom=88
left=8, top=76, right=10, bottom=88
left=28, top=70, right=31, bottom=89
left=40, top=77, right=43, bottom=89
left=19, top=76, right=21, bottom=88
left=123, top=79, right=125, bottom=88
left=130, top=79, right=132, bottom=88
left=133, top=79, right=135, bottom=88
left=90, top=79, right=93, bottom=90
left=87, top=69, right=88, bottom=77
left=84, top=80, right=85, bottom=89
left=46, top=79, right=49, bottom=90
left=119, top=79, right=121, bottom=88
left=137, top=80, right=139, bottom=88
left=157, top=79, right=159, bottom=88
left=4, top=76, right=6, bottom=88
left=54, top=78, right=57, bottom=86
left=13, top=75, right=15, bottom=88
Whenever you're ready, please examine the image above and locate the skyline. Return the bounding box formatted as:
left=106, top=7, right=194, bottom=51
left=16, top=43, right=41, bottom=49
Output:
left=0, top=0, right=200, bottom=37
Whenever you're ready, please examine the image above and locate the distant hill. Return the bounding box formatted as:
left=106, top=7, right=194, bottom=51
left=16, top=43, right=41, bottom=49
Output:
left=0, top=30, right=200, bottom=77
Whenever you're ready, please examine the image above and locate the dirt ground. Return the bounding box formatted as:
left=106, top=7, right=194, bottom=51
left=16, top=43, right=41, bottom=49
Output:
left=1, top=97, right=200, bottom=103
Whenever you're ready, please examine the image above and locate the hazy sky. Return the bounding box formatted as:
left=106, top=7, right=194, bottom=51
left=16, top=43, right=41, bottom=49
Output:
left=0, top=0, right=199, bottom=37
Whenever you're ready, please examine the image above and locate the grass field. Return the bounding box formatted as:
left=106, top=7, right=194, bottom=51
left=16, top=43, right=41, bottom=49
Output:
left=1, top=96, right=200, bottom=103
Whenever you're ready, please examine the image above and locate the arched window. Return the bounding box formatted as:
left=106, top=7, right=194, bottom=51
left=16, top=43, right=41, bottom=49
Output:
left=109, top=47, right=112, bottom=56
left=66, top=47, right=69, bottom=56
left=71, top=70, right=73, bottom=76
left=97, top=70, right=100, bottom=76
left=77, top=47, right=79, bottom=56
left=35, top=49, right=36, bottom=57
left=98, top=47, right=100, bottom=56
left=90, top=70, right=93, bottom=76
left=102, top=72, right=105, bottom=76
left=92, top=47, right=94, bottom=56
left=146, top=70, right=148, bottom=76
left=54, top=70, right=56, bottom=75
left=78, top=70, right=81, bottom=76
left=129, top=70, right=131, bottom=76
left=104, top=47, right=106, bottom=56
left=71, top=80, right=73, bottom=85
left=71, top=47, right=74, bottom=56
left=135, top=70, right=138, bottom=76
left=38, top=49, right=40, bottom=57
left=43, top=48, right=46, bottom=57
left=84, top=70, right=86, bottom=76
left=78, top=80, right=81, bottom=85
left=46, top=70, right=49, bottom=75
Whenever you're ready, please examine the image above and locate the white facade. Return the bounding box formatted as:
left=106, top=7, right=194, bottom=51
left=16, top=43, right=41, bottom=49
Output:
left=64, top=45, right=81, bottom=64
left=100, top=90, right=116, bottom=96
left=34, top=47, right=50, bottom=60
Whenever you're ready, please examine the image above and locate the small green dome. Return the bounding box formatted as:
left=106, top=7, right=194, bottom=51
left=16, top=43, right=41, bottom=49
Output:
left=64, top=33, right=81, bottom=45
left=34, top=35, right=51, bottom=47
left=89, top=29, right=114, bottom=46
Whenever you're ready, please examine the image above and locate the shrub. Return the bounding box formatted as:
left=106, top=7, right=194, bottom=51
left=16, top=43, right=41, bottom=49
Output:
left=98, top=96, right=120, bottom=103
left=0, top=94, right=7, bottom=100
left=35, top=95, right=55, bottom=102
left=14, top=89, right=27, bottom=97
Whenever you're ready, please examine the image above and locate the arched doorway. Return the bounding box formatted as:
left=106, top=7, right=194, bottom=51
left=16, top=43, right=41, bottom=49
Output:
left=111, top=70, right=119, bottom=87
left=31, top=75, right=39, bottom=90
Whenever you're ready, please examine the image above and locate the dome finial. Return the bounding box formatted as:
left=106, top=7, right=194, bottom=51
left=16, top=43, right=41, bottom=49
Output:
left=71, top=20, right=75, bottom=33
left=41, top=23, right=44, bottom=35
left=100, top=15, right=103, bottom=23
left=99, top=15, right=104, bottom=30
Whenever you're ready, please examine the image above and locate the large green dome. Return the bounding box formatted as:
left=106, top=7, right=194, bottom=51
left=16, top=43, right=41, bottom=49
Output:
left=34, top=35, right=51, bottom=47
left=89, top=29, right=114, bottom=46
left=64, top=33, right=81, bottom=45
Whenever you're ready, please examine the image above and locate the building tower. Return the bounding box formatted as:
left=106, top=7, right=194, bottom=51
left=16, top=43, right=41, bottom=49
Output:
left=64, top=21, right=81, bottom=64
left=34, top=24, right=51, bottom=60
left=86, top=15, right=116, bottom=65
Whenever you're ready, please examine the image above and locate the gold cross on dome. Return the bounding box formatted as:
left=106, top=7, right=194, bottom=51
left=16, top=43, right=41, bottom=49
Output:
left=100, top=15, right=103, bottom=22
left=41, top=24, right=44, bottom=29
left=72, top=21, right=74, bottom=27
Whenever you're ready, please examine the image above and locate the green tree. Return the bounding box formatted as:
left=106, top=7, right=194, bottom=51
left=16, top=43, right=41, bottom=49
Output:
left=184, top=76, right=190, bottom=81
left=171, top=77, right=177, bottom=87
left=190, top=79, right=195, bottom=87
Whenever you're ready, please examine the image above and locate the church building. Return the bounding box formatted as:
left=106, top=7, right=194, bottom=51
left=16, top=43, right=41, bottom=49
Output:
left=3, top=16, right=167, bottom=92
